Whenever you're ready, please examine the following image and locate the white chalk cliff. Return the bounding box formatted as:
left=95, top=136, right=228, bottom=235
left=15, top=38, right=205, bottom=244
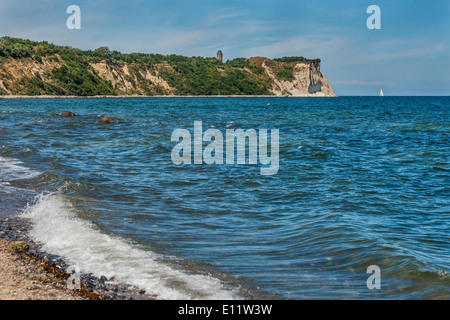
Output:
left=260, top=59, right=336, bottom=97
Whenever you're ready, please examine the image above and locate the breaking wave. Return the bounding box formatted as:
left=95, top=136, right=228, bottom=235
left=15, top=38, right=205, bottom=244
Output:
left=20, top=192, right=239, bottom=300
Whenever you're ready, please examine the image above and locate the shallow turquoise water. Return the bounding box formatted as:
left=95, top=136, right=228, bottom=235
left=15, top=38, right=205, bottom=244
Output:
left=0, top=96, right=449, bottom=299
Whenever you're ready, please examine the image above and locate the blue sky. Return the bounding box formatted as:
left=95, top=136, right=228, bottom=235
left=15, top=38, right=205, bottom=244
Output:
left=0, top=0, right=449, bottom=95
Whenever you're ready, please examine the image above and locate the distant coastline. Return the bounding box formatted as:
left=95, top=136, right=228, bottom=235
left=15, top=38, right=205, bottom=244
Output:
left=0, top=37, right=336, bottom=98
left=0, top=94, right=339, bottom=99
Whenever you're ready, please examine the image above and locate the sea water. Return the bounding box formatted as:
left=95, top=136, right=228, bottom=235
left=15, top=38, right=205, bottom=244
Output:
left=0, top=96, right=448, bottom=299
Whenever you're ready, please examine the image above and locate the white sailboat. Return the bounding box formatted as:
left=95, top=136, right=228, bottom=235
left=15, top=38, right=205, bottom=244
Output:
left=379, top=89, right=384, bottom=97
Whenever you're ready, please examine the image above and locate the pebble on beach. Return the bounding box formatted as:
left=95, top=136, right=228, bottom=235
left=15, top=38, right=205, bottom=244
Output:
left=10, top=241, right=29, bottom=253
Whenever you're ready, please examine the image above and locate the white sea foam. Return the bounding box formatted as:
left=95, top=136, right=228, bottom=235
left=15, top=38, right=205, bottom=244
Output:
left=0, top=156, right=41, bottom=182
left=0, top=156, right=41, bottom=193
left=20, top=192, right=238, bottom=300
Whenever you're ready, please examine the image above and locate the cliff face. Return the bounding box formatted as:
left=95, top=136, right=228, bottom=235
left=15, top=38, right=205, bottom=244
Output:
left=0, top=40, right=336, bottom=96
left=0, top=56, right=175, bottom=96
left=0, top=56, right=63, bottom=94
left=258, top=58, right=336, bottom=97
left=90, top=61, right=174, bottom=95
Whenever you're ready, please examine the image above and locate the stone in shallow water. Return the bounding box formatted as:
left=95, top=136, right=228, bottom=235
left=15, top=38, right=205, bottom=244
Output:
left=60, top=111, right=76, bottom=117
left=95, top=116, right=118, bottom=124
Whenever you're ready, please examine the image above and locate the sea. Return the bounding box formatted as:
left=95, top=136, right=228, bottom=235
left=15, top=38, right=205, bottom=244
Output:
left=0, top=96, right=448, bottom=299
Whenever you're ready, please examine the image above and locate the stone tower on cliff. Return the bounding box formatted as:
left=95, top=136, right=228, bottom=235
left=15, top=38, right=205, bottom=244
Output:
left=216, top=50, right=223, bottom=63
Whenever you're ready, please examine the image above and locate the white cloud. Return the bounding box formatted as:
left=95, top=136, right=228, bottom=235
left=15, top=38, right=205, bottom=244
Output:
left=342, top=42, right=448, bottom=66
left=370, top=43, right=447, bottom=61
left=240, top=35, right=344, bottom=59
left=205, top=10, right=245, bottom=26
left=333, top=80, right=397, bottom=86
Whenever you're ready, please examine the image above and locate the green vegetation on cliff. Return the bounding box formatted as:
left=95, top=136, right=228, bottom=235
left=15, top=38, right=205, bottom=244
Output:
left=0, top=37, right=322, bottom=96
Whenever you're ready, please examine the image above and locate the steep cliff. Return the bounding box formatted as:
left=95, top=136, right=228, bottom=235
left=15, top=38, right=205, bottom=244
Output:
left=251, top=57, right=336, bottom=97
left=0, top=37, right=336, bottom=97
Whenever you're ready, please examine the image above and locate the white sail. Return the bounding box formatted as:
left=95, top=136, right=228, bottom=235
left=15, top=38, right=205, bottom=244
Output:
left=379, top=89, right=384, bottom=97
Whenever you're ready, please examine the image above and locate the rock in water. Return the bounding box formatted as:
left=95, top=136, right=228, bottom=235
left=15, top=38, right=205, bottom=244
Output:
left=95, top=116, right=119, bottom=124
left=60, top=111, right=76, bottom=117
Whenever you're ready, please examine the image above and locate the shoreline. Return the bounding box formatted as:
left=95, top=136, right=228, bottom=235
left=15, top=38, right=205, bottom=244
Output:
left=0, top=94, right=338, bottom=99
left=0, top=236, right=88, bottom=300
left=0, top=215, right=156, bottom=300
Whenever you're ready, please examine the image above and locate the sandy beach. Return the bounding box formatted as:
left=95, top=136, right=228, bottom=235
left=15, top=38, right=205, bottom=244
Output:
left=0, top=217, right=155, bottom=300
left=0, top=237, right=87, bottom=300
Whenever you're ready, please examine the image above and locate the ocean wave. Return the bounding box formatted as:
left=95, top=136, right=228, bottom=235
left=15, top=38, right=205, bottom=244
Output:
left=0, top=156, right=41, bottom=182
left=20, top=192, right=239, bottom=300
left=0, top=156, right=42, bottom=195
